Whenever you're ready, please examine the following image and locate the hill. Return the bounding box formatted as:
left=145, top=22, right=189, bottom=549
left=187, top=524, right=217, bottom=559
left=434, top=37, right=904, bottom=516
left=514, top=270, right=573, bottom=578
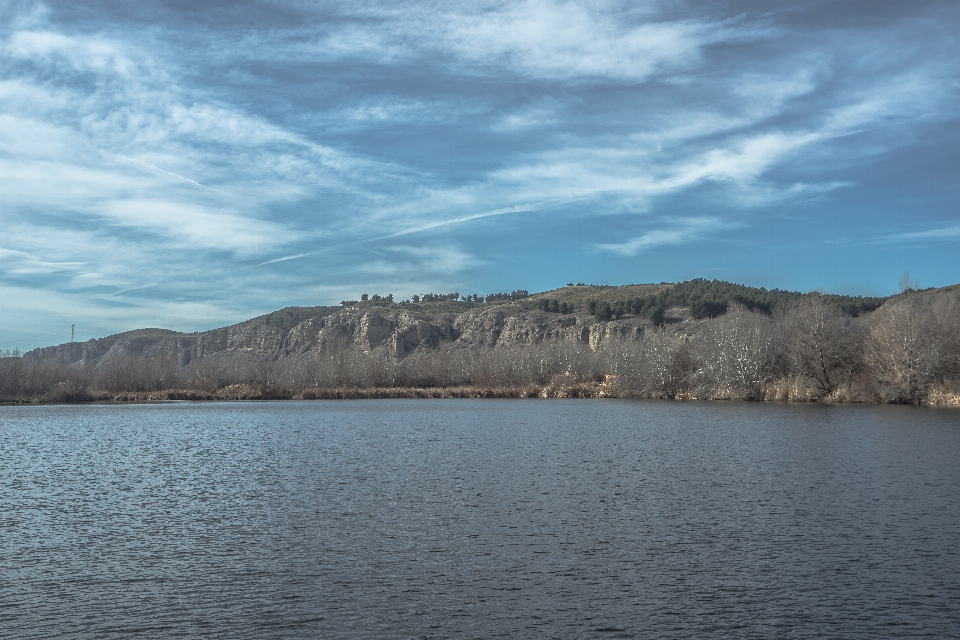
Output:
left=3, top=280, right=958, bottom=406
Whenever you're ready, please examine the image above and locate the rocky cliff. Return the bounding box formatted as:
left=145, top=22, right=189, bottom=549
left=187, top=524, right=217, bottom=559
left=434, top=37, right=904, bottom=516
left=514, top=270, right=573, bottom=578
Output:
left=25, top=302, right=652, bottom=369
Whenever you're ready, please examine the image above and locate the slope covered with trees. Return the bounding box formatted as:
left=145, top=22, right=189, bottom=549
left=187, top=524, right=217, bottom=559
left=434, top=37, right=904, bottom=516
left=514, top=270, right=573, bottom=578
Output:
left=2, top=281, right=957, bottom=405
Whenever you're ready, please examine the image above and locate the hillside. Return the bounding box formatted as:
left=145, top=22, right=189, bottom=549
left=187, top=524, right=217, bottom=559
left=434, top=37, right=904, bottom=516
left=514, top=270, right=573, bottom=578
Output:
left=19, top=279, right=893, bottom=369
left=4, top=280, right=958, bottom=405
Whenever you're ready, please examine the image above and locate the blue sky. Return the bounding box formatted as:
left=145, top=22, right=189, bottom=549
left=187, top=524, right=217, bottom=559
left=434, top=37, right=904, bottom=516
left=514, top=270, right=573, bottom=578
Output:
left=2, top=0, right=959, bottom=350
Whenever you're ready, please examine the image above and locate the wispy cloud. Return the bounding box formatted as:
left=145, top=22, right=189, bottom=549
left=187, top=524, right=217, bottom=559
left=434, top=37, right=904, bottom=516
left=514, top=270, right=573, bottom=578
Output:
left=412, top=0, right=756, bottom=81
left=871, top=225, right=960, bottom=244
left=491, top=99, right=561, bottom=132
left=0, top=248, right=84, bottom=275
left=351, top=246, right=482, bottom=278
left=251, top=253, right=310, bottom=267
left=107, top=152, right=229, bottom=195
left=387, top=202, right=563, bottom=237
left=228, top=1, right=754, bottom=81
left=95, top=200, right=295, bottom=253
left=318, top=98, right=484, bottom=131
left=249, top=200, right=571, bottom=267
left=594, top=217, right=735, bottom=256
left=6, top=29, right=139, bottom=75
left=391, top=245, right=485, bottom=273
left=2, top=0, right=959, bottom=348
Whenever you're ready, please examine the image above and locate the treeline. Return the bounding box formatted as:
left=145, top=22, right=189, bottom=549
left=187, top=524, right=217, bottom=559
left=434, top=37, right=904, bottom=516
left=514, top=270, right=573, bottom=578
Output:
left=473, top=290, right=529, bottom=303
left=340, top=293, right=401, bottom=306
left=537, top=298, right=576, bottom=314
left=340, top=290, right=530, bottom=307
left=588, top=299, right=665, bottom=324
left=596, top=292, right=959, bottom=404
left=586, top=278, right=889, bottom=322
left=414, top=293, right=459, bottom=303
left=2, top=291, right=957, bottom=405
left=413, top=290, right=529, bottom=304
left=0, top=343, right=599, bottom=402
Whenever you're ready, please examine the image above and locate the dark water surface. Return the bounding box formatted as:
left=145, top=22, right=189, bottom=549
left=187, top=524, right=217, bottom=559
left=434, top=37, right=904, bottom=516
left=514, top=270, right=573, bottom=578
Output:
left=2, top=400, right=959, bottom=638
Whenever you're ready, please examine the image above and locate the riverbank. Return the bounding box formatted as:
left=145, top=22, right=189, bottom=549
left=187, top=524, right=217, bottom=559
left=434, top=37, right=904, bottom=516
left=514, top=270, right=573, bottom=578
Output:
left=4, top=380, right=959, bottom=405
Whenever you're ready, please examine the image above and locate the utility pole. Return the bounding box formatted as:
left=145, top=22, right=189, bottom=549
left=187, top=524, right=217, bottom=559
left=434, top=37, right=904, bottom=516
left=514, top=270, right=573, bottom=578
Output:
left=71, top=324, right=75, bottom=342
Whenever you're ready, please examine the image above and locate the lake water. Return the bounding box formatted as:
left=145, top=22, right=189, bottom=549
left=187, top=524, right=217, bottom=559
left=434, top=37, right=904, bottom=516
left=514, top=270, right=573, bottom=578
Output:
left=2, top=400, right=959, bottom=638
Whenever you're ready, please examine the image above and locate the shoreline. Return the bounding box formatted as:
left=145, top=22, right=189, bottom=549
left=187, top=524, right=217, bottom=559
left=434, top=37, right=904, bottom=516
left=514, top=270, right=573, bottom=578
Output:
left=3, top=382, right=958, bottom=406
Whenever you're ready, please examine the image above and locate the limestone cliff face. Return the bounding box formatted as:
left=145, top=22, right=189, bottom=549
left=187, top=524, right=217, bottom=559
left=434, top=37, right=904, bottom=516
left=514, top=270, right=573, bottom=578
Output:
left=282, top=316, right=335, bottom=356
left=27, top=340, right=96, bottom=366
left=453, top=308, right=507, bottom=347
left=277, top=310, right=458, bottom=357
left=25, top=303, right=649, bottom=368
left=587, top=321, right=644, bottom=350
left=26, top=330, right=188, bottom=367
left=392, top=312, right=458, bottom=356
left=451, top=307, right=642, bottom=349
left=498, top=313, right=590, bottom=346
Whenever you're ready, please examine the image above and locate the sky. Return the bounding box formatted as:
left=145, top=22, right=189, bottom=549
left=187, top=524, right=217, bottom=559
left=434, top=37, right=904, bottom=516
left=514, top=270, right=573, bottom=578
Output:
left=1, top=0, right=959, bottom=351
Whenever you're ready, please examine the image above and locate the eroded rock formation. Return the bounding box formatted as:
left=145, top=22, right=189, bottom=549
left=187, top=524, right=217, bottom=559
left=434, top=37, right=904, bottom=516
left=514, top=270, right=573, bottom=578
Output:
left=25, top=304, right=650, bottom=369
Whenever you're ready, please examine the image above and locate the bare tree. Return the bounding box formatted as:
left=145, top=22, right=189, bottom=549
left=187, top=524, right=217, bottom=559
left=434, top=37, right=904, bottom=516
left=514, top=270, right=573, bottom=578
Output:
left=692, top=304, right=775, bottom=399
left=899, top=270, right=920, bottom=293
left=864, top=292, right=957, bottom=403
left=606, top=329, right=690, bottom=398
left=778, top=294, right=862, bottom=398
left=96, top=353, right=181, bottom=392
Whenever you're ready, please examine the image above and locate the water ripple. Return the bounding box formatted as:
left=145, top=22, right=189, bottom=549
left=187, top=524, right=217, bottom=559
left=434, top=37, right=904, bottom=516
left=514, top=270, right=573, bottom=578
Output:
left=2, top=400, right=958, bottom=638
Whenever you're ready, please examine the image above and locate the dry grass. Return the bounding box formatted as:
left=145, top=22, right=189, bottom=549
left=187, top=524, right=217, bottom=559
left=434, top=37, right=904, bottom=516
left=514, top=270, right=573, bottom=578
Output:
left=90, top=383, right=956, bottom=407
left=20, top=383, right=960, bottom=405
left=25, top=379, right=960, bottom=407
left=762, top=378, right=819, bottom=402
left=94, top=385, right=551, bottom=402
left=926, top=385, right=960, bottom=406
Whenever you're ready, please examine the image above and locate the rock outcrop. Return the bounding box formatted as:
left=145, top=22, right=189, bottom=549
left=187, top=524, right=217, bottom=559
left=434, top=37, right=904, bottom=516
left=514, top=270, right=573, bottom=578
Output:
left=25, top=302, right=651, bottom=370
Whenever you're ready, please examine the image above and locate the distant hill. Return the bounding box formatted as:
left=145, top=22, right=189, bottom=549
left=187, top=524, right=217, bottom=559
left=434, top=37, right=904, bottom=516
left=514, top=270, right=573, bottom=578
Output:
left=16, top=279, right=908, bottom=367
left=20, top=279, right=897, bottom=369
left=5, top=279, right=957, bottom=406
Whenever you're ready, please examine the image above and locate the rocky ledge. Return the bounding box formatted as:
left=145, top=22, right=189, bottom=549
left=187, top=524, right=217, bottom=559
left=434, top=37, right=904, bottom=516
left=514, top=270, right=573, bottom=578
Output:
left=26, top=303, right=653, bottom=370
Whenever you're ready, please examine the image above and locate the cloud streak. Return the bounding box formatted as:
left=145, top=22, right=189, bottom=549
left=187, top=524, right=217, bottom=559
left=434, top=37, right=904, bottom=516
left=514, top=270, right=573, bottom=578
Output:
left=2, top=0, right=959, bottom=349
left=594, top=217, right=735, bottom=256
left=870, top=225, right=960, bottom=244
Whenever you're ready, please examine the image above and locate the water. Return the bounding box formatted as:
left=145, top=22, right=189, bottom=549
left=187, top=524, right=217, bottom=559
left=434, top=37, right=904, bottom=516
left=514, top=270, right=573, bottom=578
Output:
left=2, top=400, right=959, bottom=638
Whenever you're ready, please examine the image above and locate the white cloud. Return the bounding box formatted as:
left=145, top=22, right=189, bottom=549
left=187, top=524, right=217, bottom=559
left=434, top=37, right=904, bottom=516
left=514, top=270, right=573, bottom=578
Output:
left=661, top=131, right=822, bottom=188
left=6, top=29, right=138, bottom=75
left=107, top=153, right=228, bottom=195
left=95, top=199, right=293, bottom=253
left=392, top=245, right=484, bottom=272
left=594, top=217, right=733, bottom=256
left=166, top=103, right=306, bottom=148
left=491, top=100, right=560, bottom=132
left=332, top=98, right=479, bottom=126
left=2, top=0, right=959, bottom=348
left=733, top=66, right=822, bottom=115
left=240, top=1, right=754, bottom=82
left=730, top=181, right=852, bottom=207
left=869, top=225, right=960, bottom=244
left=340, top=100, right=432, bottom=123
left=900, top=226, right=960, bottom=240
left=0, top=247, right=84, bottom=275
left=439, top=0, right=751, bottom=81
left=476, top=130, right=825, bottom=213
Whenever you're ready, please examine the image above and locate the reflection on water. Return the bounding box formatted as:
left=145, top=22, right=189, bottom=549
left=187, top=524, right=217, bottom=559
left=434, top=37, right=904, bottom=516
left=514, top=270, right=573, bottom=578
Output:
left=2, top=400, right=959, bottom=638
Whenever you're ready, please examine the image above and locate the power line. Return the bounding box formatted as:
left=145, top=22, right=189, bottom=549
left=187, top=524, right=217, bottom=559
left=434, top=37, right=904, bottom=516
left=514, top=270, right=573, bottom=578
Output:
left=0, top=329, right=73, bottom=349
left=74, top=326, right=121, bottom=337
left=1, top=322, right=179, bottom=351
left=0, top=324, right=120, bottom=350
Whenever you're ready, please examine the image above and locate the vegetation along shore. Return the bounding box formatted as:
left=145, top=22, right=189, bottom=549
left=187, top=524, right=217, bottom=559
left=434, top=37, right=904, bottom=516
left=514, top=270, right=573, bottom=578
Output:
left=3, top=279, right=958, bottom=406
